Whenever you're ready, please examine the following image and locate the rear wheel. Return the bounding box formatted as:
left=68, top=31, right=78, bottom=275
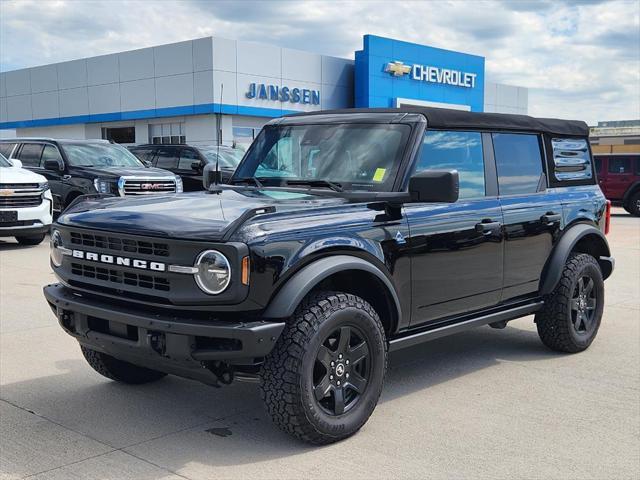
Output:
left=81, top=346, right=167, bottom=384
left=15, top=233, right=46, bottom=246
left=624, top=191, right=640, bottom=216
left=261, top=291, right=387, bottom=444
left=536, top=253, right=604, bottom=353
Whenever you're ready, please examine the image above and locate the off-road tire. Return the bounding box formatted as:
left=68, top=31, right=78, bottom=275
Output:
left=261, top=291, right=387, bottom=445
left=624, top=191, right=640, bottom=216
left=81, top=346, right=167, bottom=384
left=15, top=233, right=46, bottom=246
left=536, top=253, right=604, bottom=353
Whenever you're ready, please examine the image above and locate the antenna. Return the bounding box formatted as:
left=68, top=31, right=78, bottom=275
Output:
left=215, top=83, right=223, bottom=185
left=208, top=83, right=224, bottom=194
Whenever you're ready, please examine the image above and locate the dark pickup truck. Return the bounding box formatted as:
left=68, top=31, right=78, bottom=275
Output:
left=44, top=107, right=613, bottom=444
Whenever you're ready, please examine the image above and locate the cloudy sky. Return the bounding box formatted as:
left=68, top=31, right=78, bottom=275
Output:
left=1, top=0, right=638, bottom=124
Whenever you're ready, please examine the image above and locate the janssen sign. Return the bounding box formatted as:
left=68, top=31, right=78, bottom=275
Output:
left=246, top=83, right=320, bottom=105
left=385, top=61, right=478, bottom=89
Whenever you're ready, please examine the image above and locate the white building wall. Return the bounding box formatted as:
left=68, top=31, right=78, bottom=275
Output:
left=484, top=82, right=528, bottom=114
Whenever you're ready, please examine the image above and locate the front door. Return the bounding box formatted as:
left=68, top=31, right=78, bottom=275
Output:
left=606, top=156, right=634, bottom=201
left=39, top=144, right=67, bottom=212
left=406, top=130, right=504, bottom=326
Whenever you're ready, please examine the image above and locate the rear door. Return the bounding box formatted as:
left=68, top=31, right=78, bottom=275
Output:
left=493, top=132, right=562, bottom=301
left=606, top=156, right=633, bottom=201
left=406, top=130, right=504, bottom=325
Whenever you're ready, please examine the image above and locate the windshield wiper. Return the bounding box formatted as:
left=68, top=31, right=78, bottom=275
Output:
left=231, top=177, right=264, bottom=188
left=284, top=179, right=343, bottom=192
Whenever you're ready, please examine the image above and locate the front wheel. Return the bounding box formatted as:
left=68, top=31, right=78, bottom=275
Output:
left=261, top=291, right=387, bottom=444
left=536, top=253, right=604, bottom=353
left=15, top=233, right=46, bottom=246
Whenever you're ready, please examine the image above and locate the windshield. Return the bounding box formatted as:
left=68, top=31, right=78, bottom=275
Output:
left=234, top=124, right=410, bottom=191
left=0, top=153, right=11, bottom=168
left=199, top=147, right=244, bottom=168
left=62, top=143, right=144, bottom=168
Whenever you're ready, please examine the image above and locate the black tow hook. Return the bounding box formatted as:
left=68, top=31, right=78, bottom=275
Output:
left=204, top=361, right=235, bottom=385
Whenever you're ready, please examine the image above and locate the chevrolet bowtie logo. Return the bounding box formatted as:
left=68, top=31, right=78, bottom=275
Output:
left=385, top=61, right=412, bottom=77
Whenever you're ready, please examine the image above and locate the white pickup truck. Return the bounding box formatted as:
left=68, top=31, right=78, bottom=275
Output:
left=0, top=153, right=52, bottom=245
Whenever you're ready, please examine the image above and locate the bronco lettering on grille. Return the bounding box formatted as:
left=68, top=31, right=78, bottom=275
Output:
left=71, top=249, right=166, bottom=272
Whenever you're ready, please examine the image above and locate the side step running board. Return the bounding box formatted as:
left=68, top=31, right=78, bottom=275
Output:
left=389, top=301, right=544, bottom=352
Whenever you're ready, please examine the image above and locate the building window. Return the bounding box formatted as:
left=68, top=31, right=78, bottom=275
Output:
left=150, top=123, right=185, bottom=145
left=233, top=126, right=261, bottom=144
left=101, top=127, right=135, bottom=144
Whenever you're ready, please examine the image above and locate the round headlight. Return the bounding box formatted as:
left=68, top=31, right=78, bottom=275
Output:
left=50, top=230, right=64, bottom=267
left=194, top=250, right=231, bottom=294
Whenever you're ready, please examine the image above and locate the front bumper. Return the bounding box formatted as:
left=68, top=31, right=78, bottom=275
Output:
left=44, top=284, right=284, bottom=378
left=0, top=194, right=53, bottom=237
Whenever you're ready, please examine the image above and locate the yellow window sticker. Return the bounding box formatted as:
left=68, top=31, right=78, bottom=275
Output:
left=373, top=168, right=386, bottom=182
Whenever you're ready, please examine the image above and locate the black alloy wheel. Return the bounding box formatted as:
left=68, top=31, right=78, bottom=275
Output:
left=313, top=325, right=371, bottom=416
left=570, top=275, right=598, bottom=336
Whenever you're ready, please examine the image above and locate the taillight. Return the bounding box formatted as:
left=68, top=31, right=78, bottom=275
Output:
left=604, top=200, right=611, bottom=235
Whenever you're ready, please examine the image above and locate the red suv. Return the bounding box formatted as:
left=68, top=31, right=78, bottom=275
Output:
left=594, top=154, right=640, bottom=216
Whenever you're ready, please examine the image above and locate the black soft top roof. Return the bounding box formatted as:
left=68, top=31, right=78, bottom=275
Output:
left=285, top=107, right=589, bottom=137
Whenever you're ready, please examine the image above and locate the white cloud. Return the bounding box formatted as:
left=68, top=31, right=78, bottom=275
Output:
left=0, top=0, right=638, bottom=124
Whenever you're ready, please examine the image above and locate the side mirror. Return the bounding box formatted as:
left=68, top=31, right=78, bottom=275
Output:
left=9, top=158, right=22, bottom=168
left=202, top=163, right=222, bottom=190
left=408, top=170, right=459, bottom=203
left=44, top=159, right=64, bottom=172
left=191, top=161, right=203, bottom=172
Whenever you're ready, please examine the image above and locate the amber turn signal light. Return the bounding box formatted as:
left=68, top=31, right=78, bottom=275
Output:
left=241, top=256, right=250, bottom=285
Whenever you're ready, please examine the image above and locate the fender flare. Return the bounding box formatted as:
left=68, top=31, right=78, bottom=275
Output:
left=263, top=255, right=402, bottom=321
left=539, top=224, right=613, bottom=295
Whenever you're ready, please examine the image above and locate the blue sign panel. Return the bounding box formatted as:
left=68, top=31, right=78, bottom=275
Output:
left=355, top=35, right=485, bottom=111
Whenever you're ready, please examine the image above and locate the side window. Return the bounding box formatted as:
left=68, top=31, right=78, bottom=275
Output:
left=154, top=148, right=179, bottom=169
left=415, top=130, right=485, bottom=199
left=17, top=143, right=44, bottom=167
left=608, top=157, right=631, bottom=174
left=129, top=148, right=153, bottom=162
left=41, top=145, right=63, bottom=166
left=178, top=149, right=200, bottom=170
left=492, top=133, right=543, bottom=195
left=0, top=143, right=17, bottom=158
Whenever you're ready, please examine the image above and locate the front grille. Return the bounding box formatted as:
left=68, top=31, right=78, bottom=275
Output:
left=69, top=231, right=170, bottom=257
left=0, top=183, right=40, bottom=189
left=71, top=263, right=170, bottom=291
left=0, top=195, right=43, bottom=208
left=122, top=178, right=176, bottom=195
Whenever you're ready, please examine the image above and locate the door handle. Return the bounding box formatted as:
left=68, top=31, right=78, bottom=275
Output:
left=541, top=212, right=561, bottom=223
left=62, top=175, right=72, bottom=180
left=475, top=220, right=501, bottom=233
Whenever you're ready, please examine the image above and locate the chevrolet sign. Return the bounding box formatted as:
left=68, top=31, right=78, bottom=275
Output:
left=385, top=60, right=478, bottom=88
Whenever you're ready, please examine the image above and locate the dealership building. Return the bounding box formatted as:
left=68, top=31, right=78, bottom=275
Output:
left=0, top=35, right=528, bottom=146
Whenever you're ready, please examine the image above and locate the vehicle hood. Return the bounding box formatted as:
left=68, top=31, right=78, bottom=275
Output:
left=0, top=166, right=46, bottom=184
left=69, top=166, right=175, bottom=179
left=57, top=187, right=348, bottom=240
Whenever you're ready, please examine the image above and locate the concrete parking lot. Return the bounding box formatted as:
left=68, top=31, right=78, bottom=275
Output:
left=0, top=209, right=638, bottom=480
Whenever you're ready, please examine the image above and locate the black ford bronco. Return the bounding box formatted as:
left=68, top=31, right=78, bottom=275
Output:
left=44, top=107, right=614, bottom=444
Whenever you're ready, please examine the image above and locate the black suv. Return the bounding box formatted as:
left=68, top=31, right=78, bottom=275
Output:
left=44, top=108, right=614, bottom=444
left=128, top=144, right=243, bottom=191
left=0, top=139, right=183, bottom=212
